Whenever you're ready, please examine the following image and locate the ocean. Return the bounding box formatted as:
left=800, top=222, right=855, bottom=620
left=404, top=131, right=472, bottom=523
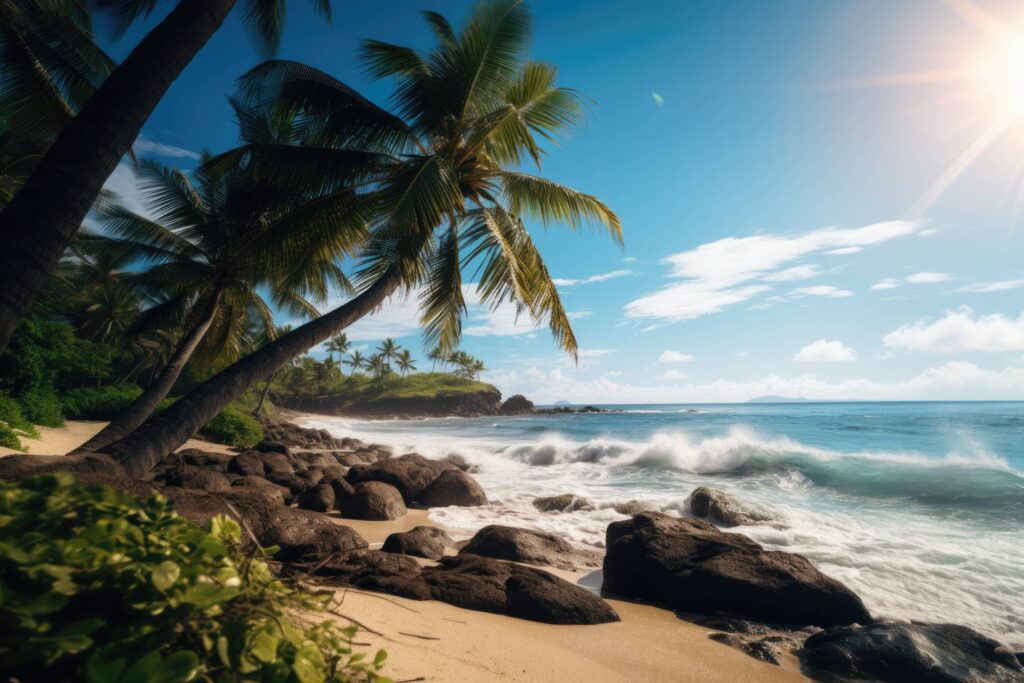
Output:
left=301, top=401, right=1024, bottom=646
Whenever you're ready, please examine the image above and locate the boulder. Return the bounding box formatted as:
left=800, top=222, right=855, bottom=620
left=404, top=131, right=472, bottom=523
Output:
left=158, top=464, right=231, bottom=493
left=295, top=451, right=339, bottom=470
left=258, top=450, right=294, bottom=477
left=419, top=469, right=487, bottom=507
left=261, top=507, right=367, bottom=562
left=299, top=468, right=324, bottom=489
left=602, top=512, right=871, bottom=627
left=382, top=526, right=454, bottom=560
left=232, top=475, right=290, bottom=506
left=297, top=482, right=336, bottom=513
left=176, top=449, right=234, bottom=472
left=500, top=394, right=535, bottom=414
left=315, top=549, right=432, bottom=600
left=227, top=450, right=265, bottom=477
left=695, top=616, right=818, bottom=666
left=612, top=500, right=656, bottom=516
left=256, top=440, right=290, bottom=457
left=443, top=454, right=475, bottom=472
left=346, top=453, right=453, bottom=503
left=265, top=472, right=306, bottom=498
left=341, top=481, right=407, bottom=521
left=800, top=622, right=1024, bottom=682
left=460, top=525, right=600, bottom=570
left=533, top=494, right=594, bottom=513
left=689, top=486, right=777, bottom=527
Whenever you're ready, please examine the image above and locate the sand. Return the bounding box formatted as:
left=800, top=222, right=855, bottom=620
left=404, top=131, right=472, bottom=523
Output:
left=2, top=420, right=808, bottom=681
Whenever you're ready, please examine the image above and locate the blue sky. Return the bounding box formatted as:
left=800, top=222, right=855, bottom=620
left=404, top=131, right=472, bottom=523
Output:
left=103, top=0, right=1024, bottom=402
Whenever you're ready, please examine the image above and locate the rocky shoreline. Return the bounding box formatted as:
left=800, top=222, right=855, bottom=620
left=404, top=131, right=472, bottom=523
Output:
left=1, top=416, right=1021, bottom=681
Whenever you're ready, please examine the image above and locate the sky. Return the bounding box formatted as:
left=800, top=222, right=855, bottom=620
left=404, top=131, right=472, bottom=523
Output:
left=101, top=0, right=1024, bottom=403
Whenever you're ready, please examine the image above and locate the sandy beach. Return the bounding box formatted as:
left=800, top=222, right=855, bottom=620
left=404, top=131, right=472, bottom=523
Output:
left=1, top=419, right=807, bottom=681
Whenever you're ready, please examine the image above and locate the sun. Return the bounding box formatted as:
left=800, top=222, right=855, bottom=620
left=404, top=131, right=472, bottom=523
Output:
left=982, top=33, right=1024, bottom=118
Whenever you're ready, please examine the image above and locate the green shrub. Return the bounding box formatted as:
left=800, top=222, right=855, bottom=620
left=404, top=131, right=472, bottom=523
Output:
left=0, top=394, right=38, bottom=450
left=0, top=474, right=389, bottom=682
left=0, top=422, right=21, bottom=450
left=204, top=407, right=263, bottom=448
left=63, top=385, right=143, bottom=420
left=18, top=387, right=64, bottom=427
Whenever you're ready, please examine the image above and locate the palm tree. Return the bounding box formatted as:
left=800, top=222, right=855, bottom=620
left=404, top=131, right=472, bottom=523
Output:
left=325, top=332, right=350, bottom=363
left=365, top=353, right=388, bottom=388
left=344, top=349, right=366, bottom=372
left=74, top=156, right=359, bottom=454
left=0, top=0, right=334, bottom=354
left=427, top=345, right=446, bottom=372
left=254, top=323, right=291, bottom=414
left=377, top=337, right=400, bottom=372
left=396, top=349, right=416, bottom=377
left=100, top=0, right=620, bottom=476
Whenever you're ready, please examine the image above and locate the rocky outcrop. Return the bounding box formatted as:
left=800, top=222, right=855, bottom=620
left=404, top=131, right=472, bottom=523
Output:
left=297, top=482, right=335, bottom=512
left=500, top=394, right=535, bottom=414
left=800, top=622, right=1024, bottom=682
left=695, top=616, right=819, bottom=666
left=533, top=494, right=594, bottom=513
left=259, top=418, right=350, bottom=449
left=602, top=512, right=871, bottom=627
left=419, top=469, right=487, bottom=507
left=689, top=486, right=778, bottom=527
left=232, top=475, right=291, bottom=506
left=460, top=525, right=601, bottom=570
left=382, top=526, right=455, bottom=560
left=341, top=481, right=407, bottom=520
left=316, top=550, right=619, bottom=625
left=346, top=453, right=454, bottom=503
left=155, top=463, right=231, bottom=493
left=281, top=387, right=503, bottom=418
left=611, top=500, right=656, bottom=515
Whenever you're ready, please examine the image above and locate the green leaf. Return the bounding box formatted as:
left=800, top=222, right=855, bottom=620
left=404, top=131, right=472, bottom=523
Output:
left=154, top=651, right=201, bottom=683
left=151, top=561, right=180, bottom=591
left=250, top=631, right=279, bottom=663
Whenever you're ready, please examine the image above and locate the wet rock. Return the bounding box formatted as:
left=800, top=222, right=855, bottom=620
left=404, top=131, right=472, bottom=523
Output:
left=382, top=526, right=455, bottom=560
left=341, top=481, right=407, bottom=521
left=297, top=482, right=336, bottom=513
left=227, top=450, right=265, bottom=477
left=419, top=469, right=487, bottom=507
left=800, top=621, right=1024, bottom=682
left=602, top=512, right=871, bottom=627
left=460, top=525, right=601, bottom=569
left=500, top=394, right=535, bottom=414
left=346, top=453, right=453, bottom=503
left=533, top=494, right=594, bottom=513
left=695, top=616, right=818, bottom=666
left=612, top=500, right=656, bottom=516
left=443, top=454, right=475, bottom=472
left=689, top=486, right=777, bottom=527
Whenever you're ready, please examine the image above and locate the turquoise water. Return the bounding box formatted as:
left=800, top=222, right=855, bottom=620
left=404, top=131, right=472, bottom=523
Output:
left=303, top=401, right=1024, bottom=644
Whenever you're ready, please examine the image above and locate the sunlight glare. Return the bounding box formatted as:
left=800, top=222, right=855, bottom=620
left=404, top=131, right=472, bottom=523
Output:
left=982, top=34, right=1024, bottom=118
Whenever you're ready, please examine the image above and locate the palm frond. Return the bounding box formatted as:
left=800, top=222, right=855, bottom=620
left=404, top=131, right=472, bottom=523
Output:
left=498, top=171, right=622, bottom=243
left=420, top=223, right=465, bottom=351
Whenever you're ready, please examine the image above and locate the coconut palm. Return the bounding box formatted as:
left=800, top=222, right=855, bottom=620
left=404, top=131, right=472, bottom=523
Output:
left=254, top=323, right=291, bottom=413
left=426, top=345, right=446, bottom=371
left=74, top=156, right=360, bottom=454
left=100, top=0, right=620, bottom=476
left=344, top=349, right=366, bottom=372
left=0, top=0, right=335, bottom=354
left=325, top=332, right=350, bottom=363
left=396, top=349, right=416, bottom=377
left=365, top=353, right=388, bottom=387
left=377, top=337, right=400, bottom=371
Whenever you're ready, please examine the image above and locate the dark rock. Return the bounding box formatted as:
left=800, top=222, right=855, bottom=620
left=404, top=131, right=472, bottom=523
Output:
left=261, top=507, right=367, bottom=562
left=232, top=475, right=290, bottom=506
left=265, top=472, right=306, bottom=498
left=612, top=500, right=656, bottom=515
left=299, top=468, right=324, bottom=489
left=158, top=464, right=231, bottom=493
left=602, top=512, right=871, bottom=627
left=382, top=526, right=454, bottom=560
left=460, top=525, right=600, bottom=570
left=325, top=475, right=355, bottom=506
left=295, top=451, right=339, bottom=470
left=689, top=486, right=777, bottom=527
left=533, top=494, right=594, bottom=513
left=176, top=449, right=234, bottom=472
left=500, top=394, right=535, bottom=414
left=258, top=450, right=293, bottom=477
left=227, top=450, right=265, bottom=477
left=297, top=483, right=335, bottom=513
left=346, top=453, right=453, bottom=503
left=419, top=469, right=487, bottom=507
left=695, top=616, right=818, bottom=666
left=315, top=550, right=434, bottom=600
left=341, top=481, right=407, bottom=520
left=443, top=453, right=475, bottom=472
left=800, top=621, right=1024, bottom=682
left=256, top=440, right=291, bottom=457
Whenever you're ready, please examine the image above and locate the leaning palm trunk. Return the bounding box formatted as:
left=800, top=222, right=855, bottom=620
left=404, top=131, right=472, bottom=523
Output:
left=100, top=266, right=404, bottom=477
left=0, top=0, right=238, bottom=354
left=73, top=289, right=225, bottom=454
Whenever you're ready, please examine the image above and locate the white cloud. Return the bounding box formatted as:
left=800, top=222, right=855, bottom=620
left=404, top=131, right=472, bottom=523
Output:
left=553, top=269, right=635, bottom=286
left=660, top=369, right=689, bottom=381
left=883, top=306, right=1024, bottom=353
left=578, top=349, right=616, bottom=358
left=905, top=272, right=951, bottom=284
left=827, top=246, right=862, bottom=255
left=956, top=280, right=1024, bottom=293
left=100, top=161, right=151, bottom=216
left=567, top=309, right=592, bottom=320
left=658, top=350, right=694, bottom=363
left=871, top=278, right=901, bottom=290
left=623, top=256, right=640, bottom=263
left=790, top=285, right=854, bottom=298
left=762, top=265, right=821, bottom=282
left=733, top=351, right=751, bottom=357
left=132, top=135, right=200, bottom=160
left=793, top=339, right=856, bottom=362
left=919, top=228, right=940, bottom=236
left=625, top=221, right=919, bottom=322
left=485, top=361, right=1024, bottom=403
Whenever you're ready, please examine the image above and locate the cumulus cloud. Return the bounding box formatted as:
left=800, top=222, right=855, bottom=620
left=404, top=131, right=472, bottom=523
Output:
left=132, top=135, right=200, bottom=160
left=883, top=306, right=1024, bottom=353
left=762, top=265, right=821, bottom=282
left=624, top=221, right=919, bottom=322
left=660, top=369, right=689, bottom=381
left=905, top=272, right=951, bottom=284
left=793, top=339, right=856, bottom=362
left=871, top=278, right=900, bottom=290
left=101, top=162, right=151, bottom=216
left=578, top=349, right=616, bottom=358
left=956, top=280, right=1024, bottom=293
left=658, top=350, right=694, bottom=363
left=552, top=269, right=635, bottom=287
left=790, top=285, right=854, bottom=298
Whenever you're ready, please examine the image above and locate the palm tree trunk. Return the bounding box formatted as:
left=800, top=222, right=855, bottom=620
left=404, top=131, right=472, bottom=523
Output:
left=100, top=266, right=406, bottom=476
left=73, top=288, right=225, bottom=454
left=254, top=372, right=275, bottom=414
left=0, top=0, right=238, bottom=355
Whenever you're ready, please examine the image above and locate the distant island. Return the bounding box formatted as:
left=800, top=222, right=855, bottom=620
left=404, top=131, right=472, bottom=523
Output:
left=747, top=395, right=814, bottom=403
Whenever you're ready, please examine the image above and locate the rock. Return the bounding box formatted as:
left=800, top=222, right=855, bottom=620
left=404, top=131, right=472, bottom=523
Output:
left=325, top=475, right=355, bottom=506
left=0, top=453, right=127, bottom=480
left=382, top=526, right=454, bottom=560
left=800, top=622, right=1024, bottom=682
left=297, top=483, right=336, bottom=513
left=500, top=394, right=535, bottom=414
left=612, top=500, right=656, bottom=515
left=316, top=551, right=619, bottom=625
left=695, top=616, right=818, bottom=667
left=261, top=506, right=367, bottom=562
left=158, top=464, right=231, bottom=493
left=689, top=486, right=777, bottom=527
left=258, top=450, right=294, bottom=477
left=256, top=440, right=291, bottom=457
left=459, top=525, right=601, bottom=570
left=227, top=450, right=265, bottom=477
left=299, top=468, right=324, bottom=489
left=419, top=469, right=487, bottom=507
left=346, top=453, right=453, bottom=503
left=232, top=475, right=291, bottom=506
left=533, top=494, right=594, bottom=513
left=265, top=472, right=306, bottom=498
left=443, top=454, right=475, bottom=472
left=295, top=451, right=339, bottom=470
left=176, top=449, right=234, bottom=472
left=341, top=481, right=407, bottom=521
left=602, top=512, right=871, bottom=627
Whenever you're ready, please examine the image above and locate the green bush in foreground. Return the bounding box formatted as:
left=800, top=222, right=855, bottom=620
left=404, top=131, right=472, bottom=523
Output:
left=204, top=407, right=264, bottom=448
left=0, top=474, right=390, bottom=682
left=62, top=385, right=144, bottom=420
left=0, top=394, right=39, bottom=450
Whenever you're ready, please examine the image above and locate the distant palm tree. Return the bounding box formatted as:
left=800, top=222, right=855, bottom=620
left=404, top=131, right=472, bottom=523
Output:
left=366, top=353, right=388, bottom=387
left=326, top=332, right=350, bottom=363
left=396, top=349, right=416, bottom=377
left=427, top=345, right=446, bottom=372
left=101, top=0, right=621, bottom=476
left=377, top=338, right=400, bottom=372
left=344, top=349, right=366, bottom=372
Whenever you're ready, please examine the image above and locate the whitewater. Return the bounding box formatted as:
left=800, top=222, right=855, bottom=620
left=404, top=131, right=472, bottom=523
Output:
left=300, top=400, right=1024, bottom=646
